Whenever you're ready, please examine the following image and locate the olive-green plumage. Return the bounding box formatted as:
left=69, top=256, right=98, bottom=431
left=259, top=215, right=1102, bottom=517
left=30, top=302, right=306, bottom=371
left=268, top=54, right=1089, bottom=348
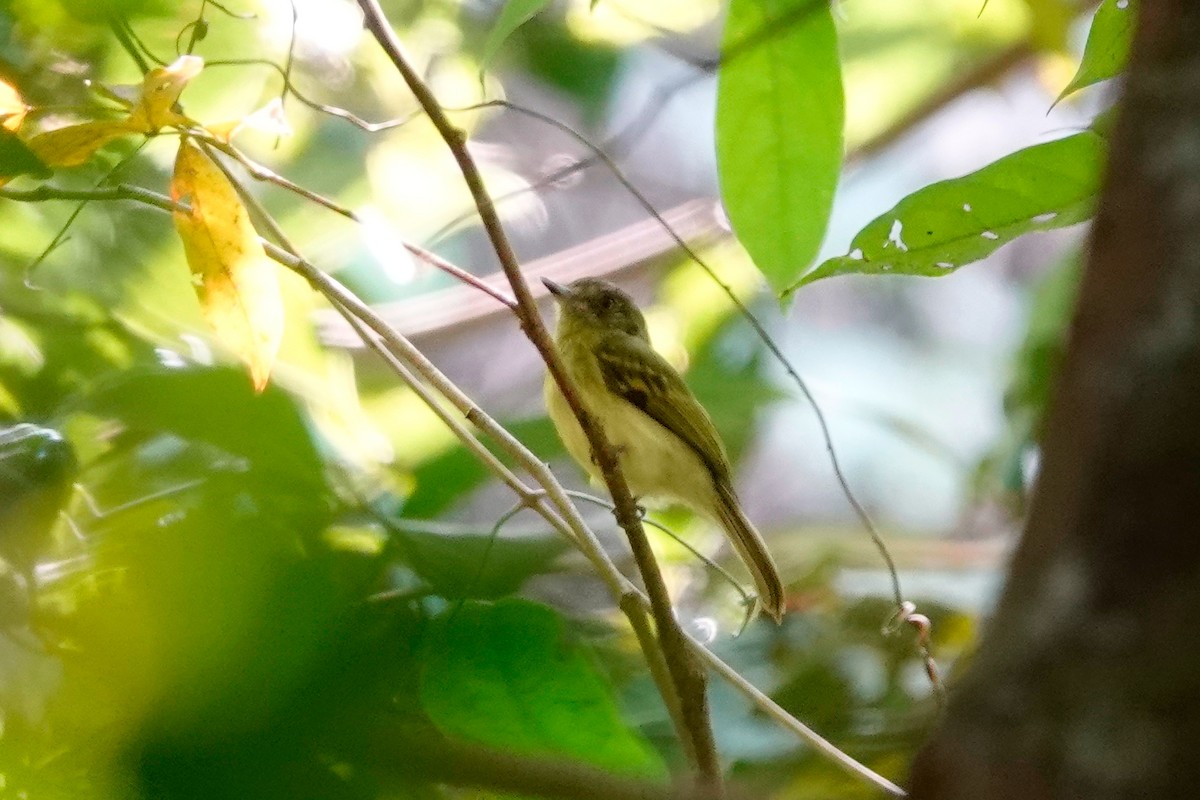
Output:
left=542, top=277, right=785, bottom=622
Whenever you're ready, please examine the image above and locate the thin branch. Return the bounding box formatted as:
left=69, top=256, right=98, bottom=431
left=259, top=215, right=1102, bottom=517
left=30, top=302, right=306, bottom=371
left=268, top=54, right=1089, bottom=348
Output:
left=199, top=135, right=359, bottom=220
left=276, top=0, right=299, bottom=121
left=204, top=57, right=426, bottom=132
left=354, top=1, right=724, bottom=793
left=694, top=644, right=907, bottom=797
left=185, top=0, right=208, bottom=55
left=117, top=16, right=167, bottom=66
left=403, top=239, right=517, bottom=309
left=334, top=296, right=556, bottom=529
left=108, top=16, right=150, bottom=73
left=1, top=184, right=179, bottom=212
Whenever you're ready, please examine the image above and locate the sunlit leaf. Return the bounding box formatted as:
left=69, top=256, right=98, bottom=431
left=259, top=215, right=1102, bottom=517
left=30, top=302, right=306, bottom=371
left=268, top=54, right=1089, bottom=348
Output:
left=480, top=0, right=551, bottom=72
left=420, top=600, right=667, bottom=779
left=125, top=54, right=204, bottom=132
left=795, top=132, right=1103, bottom=287
left=0, top=80, right=28, bottom=132
left=25, top=119, right=140, bottom=168
left=1058, top=0, right=1136, bottom=101
left=716, top=0, right=844, bottom=294
left=171, top=140, right=284, bottom=391
left=0, top=128, right=52, bottom=182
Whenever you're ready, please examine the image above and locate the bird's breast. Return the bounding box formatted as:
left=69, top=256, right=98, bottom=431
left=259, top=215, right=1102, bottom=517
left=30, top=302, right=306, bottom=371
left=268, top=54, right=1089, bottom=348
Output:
left=545, top=353, right=715, bottom=512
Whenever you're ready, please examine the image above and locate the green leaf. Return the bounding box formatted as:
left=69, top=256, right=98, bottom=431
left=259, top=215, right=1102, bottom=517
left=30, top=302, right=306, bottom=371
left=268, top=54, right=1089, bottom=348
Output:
left=795, top=132, right=1104, bottom=288
left=480, top=0, right=551, bottom=73
left=391, top=522, right=568, bottom=599
left=716, top=0, right=845, bottom=294
left=1058, top=0, right=1136, bottom=101
left=0, top=127, right=51, bottom=180
left=420, top=600, right=667, bottom=779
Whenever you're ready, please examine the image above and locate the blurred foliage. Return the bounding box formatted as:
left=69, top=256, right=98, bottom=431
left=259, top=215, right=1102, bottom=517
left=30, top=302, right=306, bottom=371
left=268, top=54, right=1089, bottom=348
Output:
left=0, top=0, right=1121, bottom=796
left=839, top=0, right=1031, bottom=149
left=973, top=251, right=1080, bottom=512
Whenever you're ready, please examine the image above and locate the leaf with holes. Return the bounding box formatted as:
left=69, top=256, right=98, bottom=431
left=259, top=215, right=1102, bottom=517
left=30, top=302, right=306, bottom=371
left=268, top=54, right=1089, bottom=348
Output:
left=420, top=600, right=667, bottom=779
left=480, top=0, right=551, bottom=73
left=794, top=132, right=1104, bottom=288
left=716, top=0, right=844, bottom=294
left=171, top=140, right=283, bottom=391
left=1058, top=0, right=1136, bottom=102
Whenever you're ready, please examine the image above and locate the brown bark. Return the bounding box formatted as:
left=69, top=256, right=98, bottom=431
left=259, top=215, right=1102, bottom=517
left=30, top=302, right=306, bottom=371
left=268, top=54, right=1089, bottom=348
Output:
left=907, top=2, right=1200, bottom=798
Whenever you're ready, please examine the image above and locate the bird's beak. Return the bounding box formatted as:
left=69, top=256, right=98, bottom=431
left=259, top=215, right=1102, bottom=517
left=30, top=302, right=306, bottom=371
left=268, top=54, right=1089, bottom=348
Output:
left=542, top=277, right=569, bottom=299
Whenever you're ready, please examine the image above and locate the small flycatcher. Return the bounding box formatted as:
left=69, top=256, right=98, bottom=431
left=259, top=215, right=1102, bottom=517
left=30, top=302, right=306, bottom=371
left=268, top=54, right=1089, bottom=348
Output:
left=542, top=277, right=785, bottom=622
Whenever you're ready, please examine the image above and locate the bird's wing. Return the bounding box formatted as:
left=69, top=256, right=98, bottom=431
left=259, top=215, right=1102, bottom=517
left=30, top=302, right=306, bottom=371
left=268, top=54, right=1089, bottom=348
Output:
left=594, top=334, right=731, bottom=483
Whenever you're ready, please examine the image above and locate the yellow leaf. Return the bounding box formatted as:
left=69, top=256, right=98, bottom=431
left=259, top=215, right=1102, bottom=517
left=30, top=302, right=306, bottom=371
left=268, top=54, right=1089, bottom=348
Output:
left=20, top=55, right=203, bottom=171
left=26, top=120, right=140, bottom=167
left=127, top=55, right=204, bottom=133
left=0, top=79, right=28, bottom=132
left=171, top=140, right=283, bottom=391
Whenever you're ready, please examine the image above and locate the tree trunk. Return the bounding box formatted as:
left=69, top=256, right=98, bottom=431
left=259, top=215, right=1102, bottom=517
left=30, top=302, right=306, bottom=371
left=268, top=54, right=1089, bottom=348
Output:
left=907, top=2, right=1200, bottom=798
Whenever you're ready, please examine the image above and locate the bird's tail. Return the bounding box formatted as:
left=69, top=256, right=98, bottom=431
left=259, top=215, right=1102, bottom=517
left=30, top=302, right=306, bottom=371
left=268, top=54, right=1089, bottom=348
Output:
left=713, top=482, right=786, bottom=623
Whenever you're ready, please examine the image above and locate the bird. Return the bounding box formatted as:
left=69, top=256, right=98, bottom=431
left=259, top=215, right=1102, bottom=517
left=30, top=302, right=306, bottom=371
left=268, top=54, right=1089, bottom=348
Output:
left=542, top=277, right=785, bottom=622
